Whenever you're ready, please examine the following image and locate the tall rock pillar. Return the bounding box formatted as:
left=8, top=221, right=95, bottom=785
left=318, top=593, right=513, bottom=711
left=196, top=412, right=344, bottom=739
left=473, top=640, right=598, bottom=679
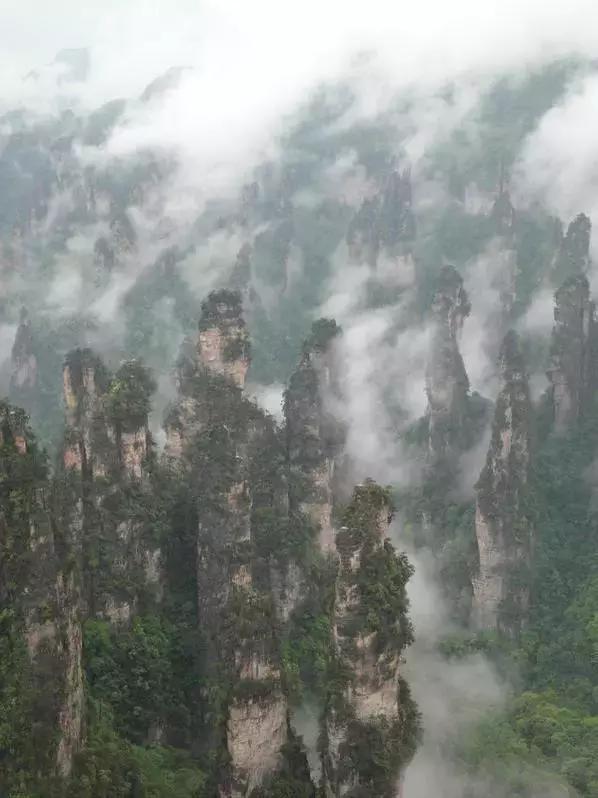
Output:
left=322, top=481, right=419, bottom=798
left=285, top=318, right=343, bottom=556
left=425, top=265, right=471, bottom=463
left=472, top=331, right=533, bottom=632
left=547, top=275, right=596, bottom=432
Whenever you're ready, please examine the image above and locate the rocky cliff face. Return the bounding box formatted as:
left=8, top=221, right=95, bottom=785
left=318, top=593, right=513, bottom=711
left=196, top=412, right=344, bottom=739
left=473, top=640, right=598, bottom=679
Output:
left=551, top=213, right=591, bottom=285
left=322, top=481, right=418, bottom=798
left=0, top=403, right=84, bottom=784
left=198, top=289, right=251, bottom=388
left=219, top=585, right=288, bottom=798
left=61, top=350, right=160, bottom=621
left=545, top=213, right=596, bottom=432
left=62, top=348, right=112, bottom=477
left=165, top=290, right=251, bottom=459
left=285, top=318, right=343, bottom=556
left=472, top=331, right=533, bottom=632
left=547, top=274, right=597, bottom=432
left=425, top=265, right=471, bottom=463
left=418, top=266, right=492, bottom=612
left=163, top=289, right=293, bottom=796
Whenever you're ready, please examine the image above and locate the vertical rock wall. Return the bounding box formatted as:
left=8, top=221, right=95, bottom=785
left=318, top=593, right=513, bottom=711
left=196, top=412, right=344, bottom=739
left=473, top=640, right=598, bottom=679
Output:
left=163, top=290, right=291, bottom=796
left=425, top=265, right=471, bottom=463
left=285, top=319, right=343, bottom=556
left=0, top=403, right=84, bottom=782
left=322, top=481, right=418, bottom=798
left=548, top=275, right=597, bottom=432
left=472, top=331, right=533, bottom=632
left=61, top=350, right=160, bottom=621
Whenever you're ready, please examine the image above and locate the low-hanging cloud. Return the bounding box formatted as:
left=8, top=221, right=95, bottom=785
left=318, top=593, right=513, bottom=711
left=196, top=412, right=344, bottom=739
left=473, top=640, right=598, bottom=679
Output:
left=4, top=0, right=598, bottom=209
left=515, top=72, right=598, bottom=221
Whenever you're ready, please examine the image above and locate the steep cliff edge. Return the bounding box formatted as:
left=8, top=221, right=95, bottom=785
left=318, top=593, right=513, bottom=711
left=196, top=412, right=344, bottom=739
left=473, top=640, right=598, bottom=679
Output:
left=472, top=331, right=533, bottom=632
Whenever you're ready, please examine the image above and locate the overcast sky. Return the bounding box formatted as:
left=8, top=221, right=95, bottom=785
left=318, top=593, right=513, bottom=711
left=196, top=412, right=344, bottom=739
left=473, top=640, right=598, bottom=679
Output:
left=4, top=0, right=598, bottom=107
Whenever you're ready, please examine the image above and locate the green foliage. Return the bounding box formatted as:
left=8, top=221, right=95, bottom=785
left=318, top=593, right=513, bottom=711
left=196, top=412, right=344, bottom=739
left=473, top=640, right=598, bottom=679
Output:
left=106, top=361, right=156, bottom=430
left=0, top=609, right=34, bottom=797
left=4, top=56, right=594, bottom=798
left=130, top=746, right=206, bottom=797
left=249, top=738, right=315, bottom=798
left=353, top=541, right=415, bottom=652
left=283, top=610, right=332, bottom=700
left=0, top=405, right=46, bottom=595
left=301, top=318, right=341, bottom=355
left=198, top=289, right=244, bottom=331
left=69, top=701, right=206, bottom=798
left=425, top=59, right=581, bottom=193
left=521, top=408, right=598, bottom=701
left=455, top=708, right=572, bottom=796
left=336, top=481, right=394, bottom=558
left=455, top=693, right=598, bottom=797
left=84, top=616, right=198, bottom=745
left=338, top=697, right=421, bottom=798
left=282, top=559, right=337, bottom=701
left=0, top=406, right=69, bottom=795
left=335, top=481, right=414, bottom=656
left=449, top=400, right=598, bottom=795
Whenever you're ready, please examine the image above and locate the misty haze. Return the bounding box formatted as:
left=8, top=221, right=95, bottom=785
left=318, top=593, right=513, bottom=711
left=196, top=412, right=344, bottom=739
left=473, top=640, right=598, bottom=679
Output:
left=2, top=1, right=598, bottom=796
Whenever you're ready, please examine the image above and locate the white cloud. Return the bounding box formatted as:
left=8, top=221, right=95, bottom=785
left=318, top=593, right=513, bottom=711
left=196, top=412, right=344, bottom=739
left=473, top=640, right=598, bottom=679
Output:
left=249, top=382, right=285, bottom=421
left=3, top=0, right=598, bottom=200
left=519, top=287, right=555, bottom=335
left=515, top=73, right=598, bottom=232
